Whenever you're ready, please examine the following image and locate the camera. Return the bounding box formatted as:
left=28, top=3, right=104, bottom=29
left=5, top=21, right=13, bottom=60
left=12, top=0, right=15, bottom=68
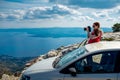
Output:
left=84, top=26, right=91, bottom=32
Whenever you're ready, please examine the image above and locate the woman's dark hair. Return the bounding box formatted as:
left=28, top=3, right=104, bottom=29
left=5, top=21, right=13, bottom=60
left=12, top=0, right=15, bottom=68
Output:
left=93, top=22, right=100, bottom=36
left=94, top=29, right=99, bottom=36
left=93, top=22, right=100, bottom=28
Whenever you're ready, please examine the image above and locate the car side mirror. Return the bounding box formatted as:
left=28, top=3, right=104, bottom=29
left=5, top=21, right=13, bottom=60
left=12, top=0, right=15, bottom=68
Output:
left=69, top=67, right=77, bottom=77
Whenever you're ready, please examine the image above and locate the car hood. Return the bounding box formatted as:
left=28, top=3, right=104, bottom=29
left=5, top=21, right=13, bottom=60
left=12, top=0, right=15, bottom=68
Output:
left=23, top=57, right=57, bottom=74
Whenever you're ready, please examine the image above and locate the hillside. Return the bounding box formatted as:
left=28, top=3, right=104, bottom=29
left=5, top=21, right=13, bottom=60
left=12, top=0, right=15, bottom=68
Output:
left=0, top=55, right=36, bottom=79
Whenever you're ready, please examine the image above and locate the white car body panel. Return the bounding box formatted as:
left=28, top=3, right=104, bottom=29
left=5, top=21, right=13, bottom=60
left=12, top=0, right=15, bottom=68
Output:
left=64, top=73, right=117, bottom=80
left=28, top=70, right=64, bottom=80
left=22, top=57, right=64, bottom=80
left=118, top=73, right=120, bottom=80
left=24, top=57, right=57, bottom=74
left=85, top=41, right=120, bottom=52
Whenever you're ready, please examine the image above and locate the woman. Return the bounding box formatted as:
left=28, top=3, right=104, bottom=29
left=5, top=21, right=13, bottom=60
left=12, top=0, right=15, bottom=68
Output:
left=87, top=22, right=103, bottom=44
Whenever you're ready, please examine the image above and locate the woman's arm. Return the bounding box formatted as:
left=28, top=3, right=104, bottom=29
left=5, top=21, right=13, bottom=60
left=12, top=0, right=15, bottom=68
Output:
left=86, top=28, right=91, bottom=38
left=87, top=31, right=91, bottom=38
left=91, top=30, right=102, bottom=39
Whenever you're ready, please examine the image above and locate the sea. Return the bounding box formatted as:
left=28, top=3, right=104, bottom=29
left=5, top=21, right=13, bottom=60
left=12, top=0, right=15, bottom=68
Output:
left=0, top=28, right=112, bottom=57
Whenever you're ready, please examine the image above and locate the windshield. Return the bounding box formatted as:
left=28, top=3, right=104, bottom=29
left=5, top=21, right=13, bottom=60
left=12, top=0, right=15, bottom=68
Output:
left=56, top=47, right=87, bottom=68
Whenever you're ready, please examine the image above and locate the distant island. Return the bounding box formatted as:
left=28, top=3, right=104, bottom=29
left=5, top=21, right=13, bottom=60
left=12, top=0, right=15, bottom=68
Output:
left=0, top=27, right=112, bottom=38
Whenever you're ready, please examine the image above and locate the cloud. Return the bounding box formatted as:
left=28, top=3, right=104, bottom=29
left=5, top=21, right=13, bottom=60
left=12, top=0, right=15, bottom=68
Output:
left=71, top=15, right=94, bottom=21
left=92, top=11, right=109, bottom=18
left=24, top=5, right=74, bottom=19
left=0, top=13, right=7, bottom=19
left=0, top=4, right=120, bottom=23
left=5, top=0, right=22, bottom=3
left=5, top=0, right=120, bottom=9
left=4, top=0, right=49, bottom=3
left=0, top=9, right=24, bottom=20
left=0, top=13, right=22, bottom=21
left=106, top=17, right=116, bottom=21
left=49, top=0, right=120, bottom=9
left=7, top=14, right=21, bottom=20
left=91, top=5, right=120, bottom=21
left=2, top=0, right=120, bottom=11
left=118, top=17, right=120, bottom=19
left=105, top=6, right=120, bottom=14
left=0, top=5, right=82, bottom=20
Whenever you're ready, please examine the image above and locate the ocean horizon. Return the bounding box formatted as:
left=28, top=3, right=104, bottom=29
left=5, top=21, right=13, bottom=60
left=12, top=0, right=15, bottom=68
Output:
left=0, top=27, right=112, bottom=57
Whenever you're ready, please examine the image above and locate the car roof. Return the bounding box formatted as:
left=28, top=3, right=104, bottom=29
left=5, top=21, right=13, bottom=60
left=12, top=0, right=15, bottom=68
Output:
left=85, top=41, right=120, bottom=52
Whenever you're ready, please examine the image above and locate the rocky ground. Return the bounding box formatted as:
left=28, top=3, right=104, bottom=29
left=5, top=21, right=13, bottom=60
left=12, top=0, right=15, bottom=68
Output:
left=0, top=74, right=19, bottom=80
left=102, top=32, right=120, bottom=41
left=0, top=32, right=120, bottom=80
left=0, top=55, right=35, bottom=80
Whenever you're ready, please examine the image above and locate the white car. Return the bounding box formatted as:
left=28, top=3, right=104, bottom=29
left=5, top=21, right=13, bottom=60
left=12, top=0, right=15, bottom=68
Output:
left=20, top=41, right=120, bottom=80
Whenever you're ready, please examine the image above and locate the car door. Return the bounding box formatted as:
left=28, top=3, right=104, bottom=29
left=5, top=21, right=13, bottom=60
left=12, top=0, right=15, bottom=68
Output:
left=60, top=50, right=119, bottom=80
left=118, top=73, right=120, bottom=80
left=116, top=51, right=120, bottom=80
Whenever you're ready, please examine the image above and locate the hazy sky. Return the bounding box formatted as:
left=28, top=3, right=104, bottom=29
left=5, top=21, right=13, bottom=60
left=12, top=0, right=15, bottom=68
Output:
left=0, top=0, right=120, bottom=28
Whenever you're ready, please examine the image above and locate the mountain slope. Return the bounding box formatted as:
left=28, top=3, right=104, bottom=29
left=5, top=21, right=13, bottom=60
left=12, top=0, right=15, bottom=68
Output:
left=0, top=55, right=36, bottom=78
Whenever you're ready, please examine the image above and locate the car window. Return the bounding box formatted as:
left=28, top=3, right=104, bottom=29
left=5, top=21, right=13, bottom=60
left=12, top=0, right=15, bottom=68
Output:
left=60, top=51, right=118, bottom=74
left=74, top=51, right=118, bottom=73
left=115, top=51, right=120, bottom=73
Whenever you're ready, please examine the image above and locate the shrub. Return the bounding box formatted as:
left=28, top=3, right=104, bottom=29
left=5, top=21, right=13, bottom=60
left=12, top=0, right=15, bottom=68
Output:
left=102, top=37, right=114, bottom=41
left=112, top=23, right=120, bottom=32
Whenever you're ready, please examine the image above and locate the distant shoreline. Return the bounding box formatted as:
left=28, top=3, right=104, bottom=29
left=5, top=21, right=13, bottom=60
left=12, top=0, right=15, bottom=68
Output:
left=0, top=27, right=112, bottom=29
left=0, top=27, right=112, bottom=38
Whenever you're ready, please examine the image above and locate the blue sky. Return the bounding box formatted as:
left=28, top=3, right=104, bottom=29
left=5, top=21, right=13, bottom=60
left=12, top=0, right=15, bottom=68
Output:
left=0, top=0, right=120, bottom=28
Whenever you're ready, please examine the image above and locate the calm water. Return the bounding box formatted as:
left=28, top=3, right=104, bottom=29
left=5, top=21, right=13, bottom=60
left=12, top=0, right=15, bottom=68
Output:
left=0, top=28, right=112, bottom=57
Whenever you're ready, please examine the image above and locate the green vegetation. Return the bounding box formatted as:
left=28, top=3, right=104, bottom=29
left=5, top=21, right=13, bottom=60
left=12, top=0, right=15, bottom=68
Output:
left=112, top=23, right=120, bottom=32
left=0, top=63, right=12, bottom=79
left=102, top=37, right=114, bottom=41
